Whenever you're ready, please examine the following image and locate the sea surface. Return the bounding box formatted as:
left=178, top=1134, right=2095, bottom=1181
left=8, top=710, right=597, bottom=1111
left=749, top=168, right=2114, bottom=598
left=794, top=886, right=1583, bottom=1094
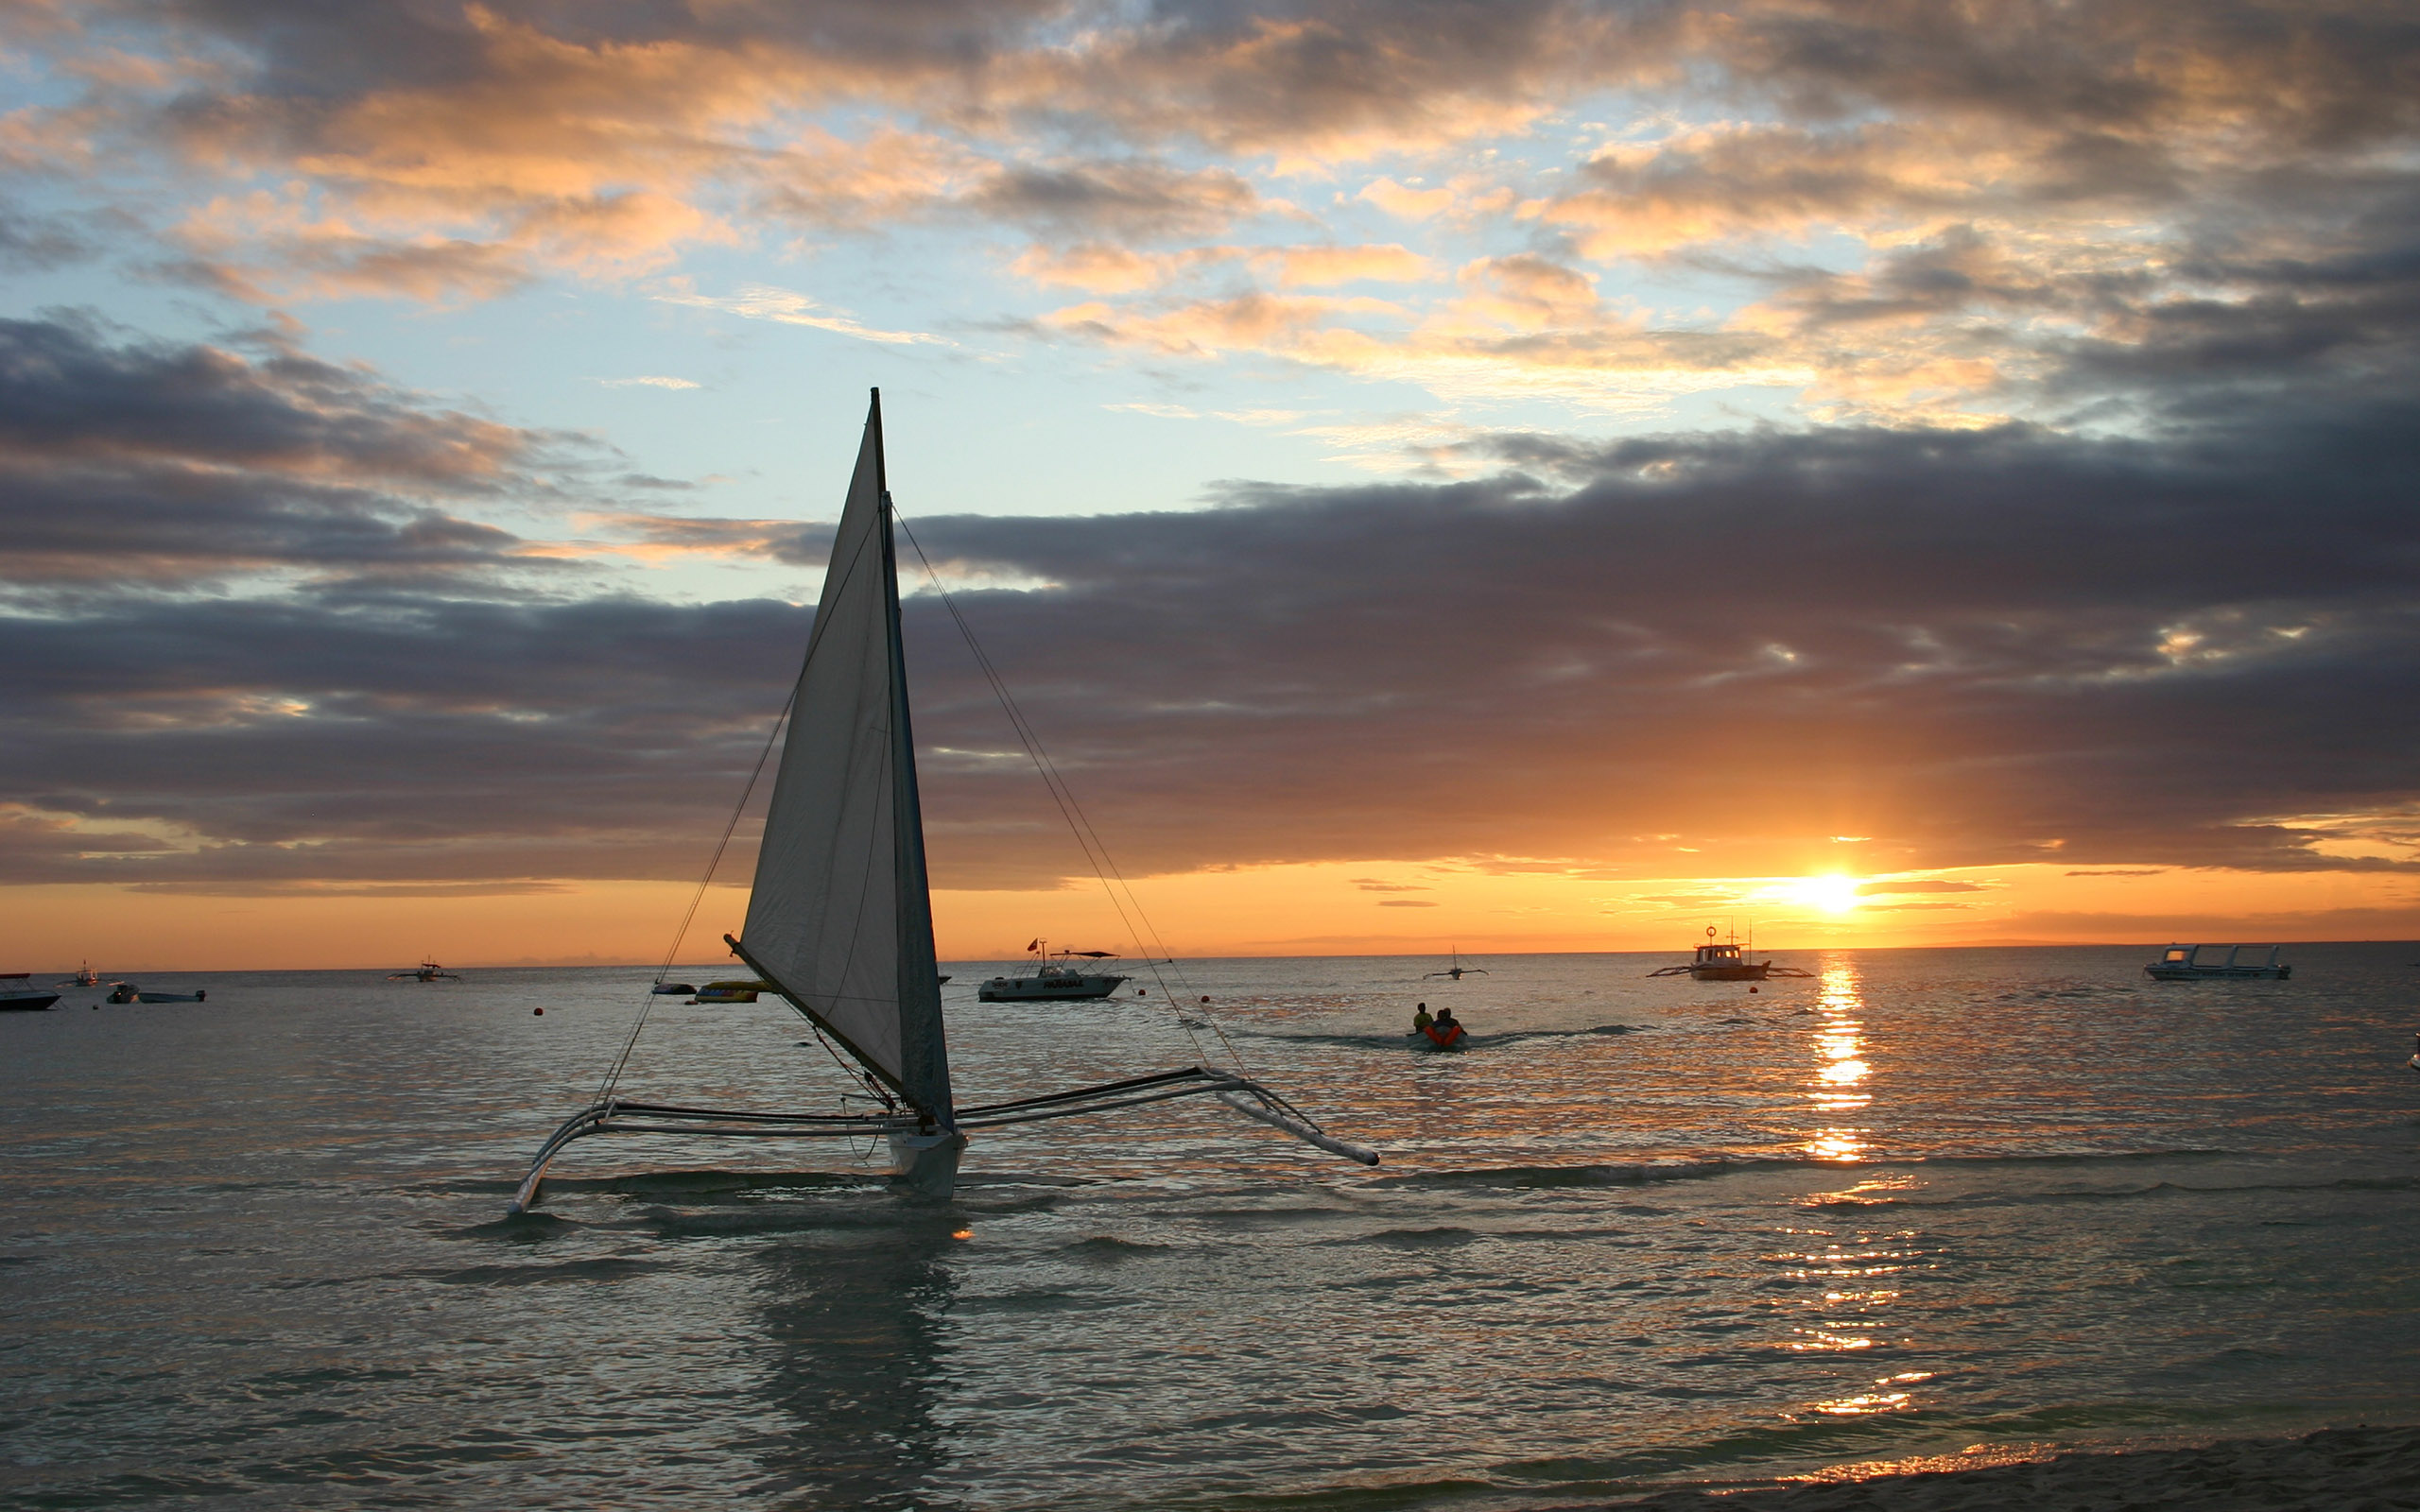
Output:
left=5, top=944, right=2418, bottom=1510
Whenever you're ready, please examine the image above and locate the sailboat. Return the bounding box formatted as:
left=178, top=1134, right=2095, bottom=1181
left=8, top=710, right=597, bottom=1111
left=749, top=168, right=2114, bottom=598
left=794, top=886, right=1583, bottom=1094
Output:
left=508, top=392, right=1374, bottom=1211
left=1424, top=948, right=1488, bottom=980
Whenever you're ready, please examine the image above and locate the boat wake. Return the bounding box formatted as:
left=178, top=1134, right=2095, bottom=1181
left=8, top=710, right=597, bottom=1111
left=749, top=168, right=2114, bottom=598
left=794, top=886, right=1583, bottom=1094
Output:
left=1245, top=1022, right=1654, bottom=1050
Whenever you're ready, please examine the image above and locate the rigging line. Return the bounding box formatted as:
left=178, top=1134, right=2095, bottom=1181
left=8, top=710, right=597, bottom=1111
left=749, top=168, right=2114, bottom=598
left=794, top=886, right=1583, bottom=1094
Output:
left=596, top=685, right=797, bottom=1103
left=890, top=512, right=1218, bottom=1064
left=891, top=509, right=1257, bottom=1076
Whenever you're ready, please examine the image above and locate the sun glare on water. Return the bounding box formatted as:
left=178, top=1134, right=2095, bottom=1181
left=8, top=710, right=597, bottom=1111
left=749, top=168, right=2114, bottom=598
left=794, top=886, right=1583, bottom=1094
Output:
left=1795, top=875, right=1862, bottom=914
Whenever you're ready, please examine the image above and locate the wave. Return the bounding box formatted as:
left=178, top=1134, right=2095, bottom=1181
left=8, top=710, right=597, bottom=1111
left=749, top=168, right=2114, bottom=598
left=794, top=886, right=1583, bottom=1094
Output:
left=1058, top=1234, right=1174, bottom=1261
left=442, top=1211, right=583, bottom=1242
left=1365, top=1147, right=2253, bottom=1191
left=1245, top=1022, right=1654, bottom=1049
left=418, top=1257, right=667, bottom=1287
left=1370, top=1160, right=1747, bottom=1189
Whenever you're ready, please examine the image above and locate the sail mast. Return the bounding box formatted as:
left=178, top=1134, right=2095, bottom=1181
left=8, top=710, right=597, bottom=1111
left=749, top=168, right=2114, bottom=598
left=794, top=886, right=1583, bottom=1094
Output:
left=874, top=391, right=955, bottom=1127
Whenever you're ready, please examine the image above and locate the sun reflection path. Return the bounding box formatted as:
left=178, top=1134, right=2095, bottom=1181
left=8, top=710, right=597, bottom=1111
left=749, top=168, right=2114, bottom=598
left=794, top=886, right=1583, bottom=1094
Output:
left=1806, top=961, right=1872, bottom=1163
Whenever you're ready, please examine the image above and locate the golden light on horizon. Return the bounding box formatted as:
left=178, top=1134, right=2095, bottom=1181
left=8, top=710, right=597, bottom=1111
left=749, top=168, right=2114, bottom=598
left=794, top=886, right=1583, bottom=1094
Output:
left=1793, top=874, right=1863, bottom=914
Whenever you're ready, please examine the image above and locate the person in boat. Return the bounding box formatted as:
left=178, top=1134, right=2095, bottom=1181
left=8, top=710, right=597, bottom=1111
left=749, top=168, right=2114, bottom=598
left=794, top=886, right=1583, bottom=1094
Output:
left=1422, top=1006, right=1466, bottom=1048
left=1411, top=1002, right=1433, bottom=1034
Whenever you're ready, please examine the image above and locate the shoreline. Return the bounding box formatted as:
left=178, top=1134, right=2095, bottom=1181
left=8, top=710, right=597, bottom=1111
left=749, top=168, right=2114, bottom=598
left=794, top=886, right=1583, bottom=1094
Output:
left=1583, top=1424, right=2420, bottom=1510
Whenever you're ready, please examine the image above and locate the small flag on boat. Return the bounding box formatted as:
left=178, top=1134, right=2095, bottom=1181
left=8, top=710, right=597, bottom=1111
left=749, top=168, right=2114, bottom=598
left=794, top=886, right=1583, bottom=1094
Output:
left=1027, top=938, right=1041, bottom=953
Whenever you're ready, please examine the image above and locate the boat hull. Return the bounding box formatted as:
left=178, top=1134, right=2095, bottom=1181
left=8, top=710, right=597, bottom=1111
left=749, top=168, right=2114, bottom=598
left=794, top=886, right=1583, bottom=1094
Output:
left=887, top=1130, right=966, bottom=1196
left=2145, top=965, right=2290, bottom=980
left=0, top=990, right=60, bottom=1011
left=977, top=973, right=1128, bottom=1002
left=1689, top=962, right=1772, bottom=981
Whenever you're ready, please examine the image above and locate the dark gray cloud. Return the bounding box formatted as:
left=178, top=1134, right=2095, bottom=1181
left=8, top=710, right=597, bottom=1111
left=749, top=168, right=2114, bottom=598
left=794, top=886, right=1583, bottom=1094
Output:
left=966, top=161, right=1259, bottom=241
left=0, top=313, right=586, bottom=587
left=5, top=376, right=2415, bottom=892
left=0, top=202, right=95, bottom=272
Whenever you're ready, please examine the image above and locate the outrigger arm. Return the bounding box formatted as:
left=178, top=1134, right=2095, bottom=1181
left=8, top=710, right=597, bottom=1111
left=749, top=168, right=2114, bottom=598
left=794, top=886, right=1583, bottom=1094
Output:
left=507, top=1066, right=1375, bottom=1212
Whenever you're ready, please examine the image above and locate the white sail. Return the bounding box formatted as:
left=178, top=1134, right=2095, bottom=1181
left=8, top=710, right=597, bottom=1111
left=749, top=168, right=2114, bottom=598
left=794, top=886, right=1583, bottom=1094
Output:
left=735, top=392, right=953, bottom=1124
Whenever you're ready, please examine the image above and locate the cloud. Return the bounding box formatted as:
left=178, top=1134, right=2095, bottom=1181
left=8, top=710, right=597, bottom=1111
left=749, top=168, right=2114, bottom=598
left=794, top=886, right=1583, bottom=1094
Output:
left=968, top=160, right=1259, bottom=241
left=0, top=313, right=581, bottom=589
left=1358, top=178, right=1455, bottom=221
left=8, top=341, right=2418, bottom=893
left=596, top=375, right=701, bottom=390
left=653, top=284, right=951, bottom=346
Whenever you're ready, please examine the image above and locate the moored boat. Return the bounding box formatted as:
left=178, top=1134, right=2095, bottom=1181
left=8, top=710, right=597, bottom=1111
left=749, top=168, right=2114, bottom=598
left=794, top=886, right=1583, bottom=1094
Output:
left=978, top=942, right=1128, bottom=1002
left=2145, top=944, right=2290, bottom=980
left=389, top=960, right=460, bottom=982
left=105, top=983, right=206, bottom=1003
left=1, top=974, right=61, bottom=1011
left=1646, top=926, right=1815, bottom=982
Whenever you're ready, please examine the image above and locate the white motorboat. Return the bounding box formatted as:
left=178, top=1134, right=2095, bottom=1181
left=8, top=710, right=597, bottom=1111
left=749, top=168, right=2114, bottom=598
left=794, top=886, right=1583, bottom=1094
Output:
left=978, top=942, right=1128, bottom=1001
left=2145, top=944, right=2291, bottom=980
left=1, top=973, right=60, bottom=1011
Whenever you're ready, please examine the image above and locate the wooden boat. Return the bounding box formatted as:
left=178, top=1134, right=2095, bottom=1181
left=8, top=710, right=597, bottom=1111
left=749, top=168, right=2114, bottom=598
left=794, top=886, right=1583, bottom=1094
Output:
left=2145, top=944, right=2290, bottom=980
left=1647, top=926, right=1815, bottom=981
left=506, top=391, right=1374, bottom=1211
left=1424, top=949, right=1488, bottom=980
left=388, top=960, right=460, bottom=982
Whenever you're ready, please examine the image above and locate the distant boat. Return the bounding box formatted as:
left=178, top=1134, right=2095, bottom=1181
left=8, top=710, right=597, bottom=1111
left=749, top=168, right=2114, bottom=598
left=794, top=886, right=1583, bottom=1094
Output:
left=651, top=982, right=697, bottom=995
left=977, top=941, right=1128, bottom=1002
left=507, top=390, right=1374, bottom=1211
left=1647, top=925, right=1816, bottom=982
left=1424, top=949, right=1488, bottom=980
left=105, top=983, right=205, bottom=1004
left=1, top=974, right=60, bottom=1011
left=389, top=961, right=460, bottom=982
left=2145, top=944, right=2290, bottom=980
left=57, top=961, right=101, bottom=988
left=689, top=980, right=769, bottom=1003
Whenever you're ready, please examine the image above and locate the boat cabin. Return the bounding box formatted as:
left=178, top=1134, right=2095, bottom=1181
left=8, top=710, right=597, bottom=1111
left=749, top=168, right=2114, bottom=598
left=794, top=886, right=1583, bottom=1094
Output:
left=2145, top=944, right=2290, bottom=980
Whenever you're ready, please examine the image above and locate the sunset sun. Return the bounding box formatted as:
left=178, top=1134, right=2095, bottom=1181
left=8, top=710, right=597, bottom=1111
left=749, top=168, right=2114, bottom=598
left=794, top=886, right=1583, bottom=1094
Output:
left=1795, top=875, right=1863, bottom=915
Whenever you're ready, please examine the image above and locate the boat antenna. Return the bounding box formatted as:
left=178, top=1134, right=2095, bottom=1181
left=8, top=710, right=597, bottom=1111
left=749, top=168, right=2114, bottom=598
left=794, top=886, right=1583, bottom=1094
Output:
left=892, top=507, right=1254, bottom=1077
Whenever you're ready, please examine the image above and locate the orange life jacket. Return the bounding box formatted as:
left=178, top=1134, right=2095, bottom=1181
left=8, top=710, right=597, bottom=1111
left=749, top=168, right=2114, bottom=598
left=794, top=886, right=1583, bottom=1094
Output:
left=1422, top=1021, right=1464, bottom=1047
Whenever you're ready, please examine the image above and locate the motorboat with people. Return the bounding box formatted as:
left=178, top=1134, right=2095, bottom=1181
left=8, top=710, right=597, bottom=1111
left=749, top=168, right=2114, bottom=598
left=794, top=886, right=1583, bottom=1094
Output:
left=1646, top=925, right=1815, bottom=982
left=1408, top=1002, right=1467, bottom=1050
left=2145, top=944, right=2291, bottom=980
left=1, top=974, right=60, bottom=1011
left=977, top=940, right=1129, bottom=1002
left=389, top=960, right=460, bottom=982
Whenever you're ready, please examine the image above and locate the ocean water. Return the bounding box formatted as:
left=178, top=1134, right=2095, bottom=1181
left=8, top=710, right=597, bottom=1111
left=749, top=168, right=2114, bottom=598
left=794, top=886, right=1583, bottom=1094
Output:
left=5, top=944, right=2418, bottom=1509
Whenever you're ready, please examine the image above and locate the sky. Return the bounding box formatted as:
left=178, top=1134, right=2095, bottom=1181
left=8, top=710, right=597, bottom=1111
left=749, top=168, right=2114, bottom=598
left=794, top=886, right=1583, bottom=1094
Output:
left=2, top=0, right=2417, bottom=970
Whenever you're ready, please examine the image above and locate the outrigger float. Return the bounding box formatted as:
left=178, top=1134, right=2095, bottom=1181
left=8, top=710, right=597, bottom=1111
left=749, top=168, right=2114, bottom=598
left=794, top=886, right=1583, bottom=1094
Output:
left=507, top=392, right=1374, bottom=1212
